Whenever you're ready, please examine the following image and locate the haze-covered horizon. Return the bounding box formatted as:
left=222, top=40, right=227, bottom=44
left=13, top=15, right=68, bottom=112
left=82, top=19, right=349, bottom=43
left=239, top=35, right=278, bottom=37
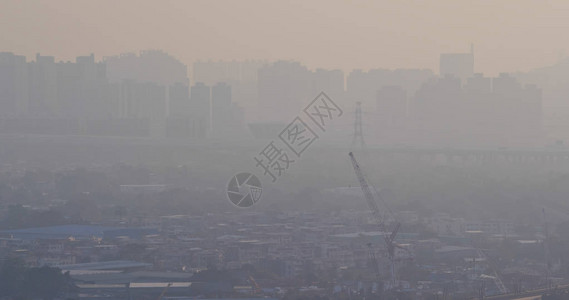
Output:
left=3, top=0, right=569, bottom=76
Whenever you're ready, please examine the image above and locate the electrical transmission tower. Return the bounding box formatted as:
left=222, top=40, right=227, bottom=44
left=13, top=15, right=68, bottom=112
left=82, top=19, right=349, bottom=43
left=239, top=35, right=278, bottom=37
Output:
left=352, top=101, right=365, bottom=148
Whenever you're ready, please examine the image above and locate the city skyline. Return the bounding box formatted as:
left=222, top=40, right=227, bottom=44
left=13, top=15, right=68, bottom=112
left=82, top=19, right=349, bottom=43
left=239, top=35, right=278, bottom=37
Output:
left=0, top=48, right=549, bottom=149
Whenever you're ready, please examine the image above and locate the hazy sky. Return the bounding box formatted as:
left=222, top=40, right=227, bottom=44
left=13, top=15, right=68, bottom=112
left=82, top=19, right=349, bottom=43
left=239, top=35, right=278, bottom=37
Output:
left=2, top=0, right=569, bottom=76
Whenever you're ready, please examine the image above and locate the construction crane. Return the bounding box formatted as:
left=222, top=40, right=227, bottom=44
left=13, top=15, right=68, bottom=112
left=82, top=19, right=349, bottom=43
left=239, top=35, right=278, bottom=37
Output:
left=349, top=152, right=403, bottom=291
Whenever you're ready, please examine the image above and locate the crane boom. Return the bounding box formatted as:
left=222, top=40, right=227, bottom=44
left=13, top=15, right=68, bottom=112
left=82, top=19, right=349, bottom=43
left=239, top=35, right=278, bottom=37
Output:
left=349, top=152, right=384, bottom=229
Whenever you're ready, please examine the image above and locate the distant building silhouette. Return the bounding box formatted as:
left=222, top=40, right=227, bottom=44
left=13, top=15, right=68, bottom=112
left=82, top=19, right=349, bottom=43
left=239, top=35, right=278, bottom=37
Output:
left=313, top=68, right=344, bottom=101
left=193, top=60, right=265, bottom=123
left=515, top=58, right=569, bottom=145
left=347, top=68, right=434, bottom=110
left=0, top=52, right=28, bottom=115
left=439, top=46, right=474, bottom=84
left=55, top=54, right=108, bottom=119
left=119, top=80, right=166, bottom=121
left=464, top=73, right=491, bottom=94
left=257, top=61, right=345, bottom=123
left=405, top=73, right=542, bottom=147
left=29, top=53, right=57, bottom=115
left=104, top=50, right=188, bottom=130
left=104, top=50, right=188, bottom=86
left=211, top=82, right=232, bottom=135
left=193, top=60, right=266, bottom=85
left=376, top=86, right=407, bottom=143
left=257, top=61, right=312, bottom=122
left=169, top=83, right=190, bottom=117
left=190, top=82, right=211, bottom=138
